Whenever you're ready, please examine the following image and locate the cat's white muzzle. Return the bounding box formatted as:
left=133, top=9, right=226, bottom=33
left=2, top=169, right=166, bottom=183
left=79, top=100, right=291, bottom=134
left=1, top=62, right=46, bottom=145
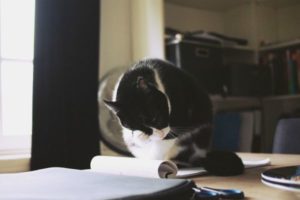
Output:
left=149, top=127, right=171, bottom=141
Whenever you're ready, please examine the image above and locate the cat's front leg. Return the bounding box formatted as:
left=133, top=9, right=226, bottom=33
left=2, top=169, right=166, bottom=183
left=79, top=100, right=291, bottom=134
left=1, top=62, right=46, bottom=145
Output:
left=166, top=124, right=212, bottom=168
left=167, top=142, right=207, bottom=168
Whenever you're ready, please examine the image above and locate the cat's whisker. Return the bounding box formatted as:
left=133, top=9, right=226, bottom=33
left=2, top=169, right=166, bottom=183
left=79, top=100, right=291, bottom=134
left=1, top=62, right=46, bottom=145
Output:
left=166, top=131, right=179, bottom=139
left=170, top=128, right=186, bottom=134
left=167, top=133, right=175, bottom=138
left=171, top=126, right=198, bottom=130
left=171, top=131, right=179, bottom=136
left=170, top=126, right=203, bottom=134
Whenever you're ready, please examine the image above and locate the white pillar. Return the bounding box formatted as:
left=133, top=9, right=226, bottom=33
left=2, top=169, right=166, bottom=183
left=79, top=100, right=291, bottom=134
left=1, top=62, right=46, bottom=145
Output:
left=131, top=0, right=165, bottom=61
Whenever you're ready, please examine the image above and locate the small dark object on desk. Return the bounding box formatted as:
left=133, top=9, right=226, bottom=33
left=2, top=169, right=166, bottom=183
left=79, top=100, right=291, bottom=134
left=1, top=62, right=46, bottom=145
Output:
left=193, top=186, right=245, bottom=200
left=204, top=151, right=244, bottom=176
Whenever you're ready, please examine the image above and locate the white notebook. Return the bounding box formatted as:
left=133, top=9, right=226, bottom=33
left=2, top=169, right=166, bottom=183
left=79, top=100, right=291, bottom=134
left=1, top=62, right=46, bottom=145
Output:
left=90, top=155, right=271, bottom=179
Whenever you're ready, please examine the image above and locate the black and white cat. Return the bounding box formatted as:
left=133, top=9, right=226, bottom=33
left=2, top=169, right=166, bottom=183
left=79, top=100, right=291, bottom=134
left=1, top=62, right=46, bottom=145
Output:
left=104, top=58, right=244, bottom=175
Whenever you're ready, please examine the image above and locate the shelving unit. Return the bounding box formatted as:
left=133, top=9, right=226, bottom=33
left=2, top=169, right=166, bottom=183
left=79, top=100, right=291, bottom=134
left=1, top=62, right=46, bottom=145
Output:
left=259, top=40, right=300, bottom=95
left=259, top=39, right=300, bottom=51
left=211, top=96, right=261, bottom=113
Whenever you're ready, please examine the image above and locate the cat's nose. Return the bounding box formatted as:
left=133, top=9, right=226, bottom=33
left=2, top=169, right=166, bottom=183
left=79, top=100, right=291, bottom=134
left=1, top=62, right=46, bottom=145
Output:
left=143, top=127, right=153, bottom=135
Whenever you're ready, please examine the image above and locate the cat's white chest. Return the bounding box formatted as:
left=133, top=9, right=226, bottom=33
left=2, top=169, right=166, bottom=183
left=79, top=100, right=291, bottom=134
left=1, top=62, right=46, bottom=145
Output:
left=122, top=128, right=176, bottom=160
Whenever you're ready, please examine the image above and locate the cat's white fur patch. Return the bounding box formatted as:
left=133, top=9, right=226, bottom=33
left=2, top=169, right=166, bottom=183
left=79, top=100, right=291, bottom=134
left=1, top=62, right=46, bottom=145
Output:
left=112, top=73, right=124, bottom=102
left=192, top=143, right=207, bottom=158
left=154, top=69, right=171, bottom=114
left=122, top=126, right=176, bottom=160
left=149, top=127, right=170, bottom=141
left=153, top=69, right=165, bottom=93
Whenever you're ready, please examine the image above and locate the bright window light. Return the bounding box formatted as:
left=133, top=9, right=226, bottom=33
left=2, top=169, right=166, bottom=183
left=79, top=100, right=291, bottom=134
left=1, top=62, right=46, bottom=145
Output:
left=1, top=61, right=33, bottom=136
left=0, top=0, right=35, bottom=60
left=0, top=0, right=35, bottom=152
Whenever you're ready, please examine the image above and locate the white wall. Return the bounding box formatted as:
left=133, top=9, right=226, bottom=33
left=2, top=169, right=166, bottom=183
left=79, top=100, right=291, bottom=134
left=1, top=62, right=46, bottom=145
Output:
left=100, top=0, right=164, bottom=78
left=277, top=4, right=300, bottom=42
left=252, top=2, right=300, bottom=46
left=131, top=0, right=165, bottom=61
left=100, top=0, right=132, bottom=78
left=256, top=5, right=278, bottom=45
left=223, top=4, right=255, bottom=48
left=164, top=3, right=224, bottom=33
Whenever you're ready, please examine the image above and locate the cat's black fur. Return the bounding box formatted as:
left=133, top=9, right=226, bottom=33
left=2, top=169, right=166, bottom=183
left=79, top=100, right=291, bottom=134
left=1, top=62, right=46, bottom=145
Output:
left=105, top=58, right=244, bottom=176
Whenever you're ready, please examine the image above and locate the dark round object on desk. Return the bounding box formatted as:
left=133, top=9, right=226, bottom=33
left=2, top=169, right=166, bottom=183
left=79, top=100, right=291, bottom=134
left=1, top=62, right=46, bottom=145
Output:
left=204, top=151, right=244, bottom=176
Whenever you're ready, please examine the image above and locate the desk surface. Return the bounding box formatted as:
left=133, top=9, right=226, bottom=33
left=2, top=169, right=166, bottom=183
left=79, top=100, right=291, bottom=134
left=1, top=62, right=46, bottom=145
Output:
left=193, top=153, right=300, bottom=200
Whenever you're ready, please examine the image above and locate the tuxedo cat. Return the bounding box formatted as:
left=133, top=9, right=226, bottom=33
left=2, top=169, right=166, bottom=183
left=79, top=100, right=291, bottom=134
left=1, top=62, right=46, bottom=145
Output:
left=104, top=58, right=244, bottom=176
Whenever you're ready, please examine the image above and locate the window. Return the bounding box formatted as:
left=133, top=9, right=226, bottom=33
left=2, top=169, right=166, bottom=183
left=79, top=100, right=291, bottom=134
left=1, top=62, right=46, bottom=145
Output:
left=0, top=0, right=35, bottom=155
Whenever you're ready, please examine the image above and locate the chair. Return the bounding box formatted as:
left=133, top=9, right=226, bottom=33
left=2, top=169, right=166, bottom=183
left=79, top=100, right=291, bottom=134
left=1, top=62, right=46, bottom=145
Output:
left=272, top=118, right=300, bottom=154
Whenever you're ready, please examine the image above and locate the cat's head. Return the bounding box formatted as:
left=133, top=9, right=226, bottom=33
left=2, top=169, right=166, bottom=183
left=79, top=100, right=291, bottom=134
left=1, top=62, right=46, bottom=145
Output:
left=104, top=75, right=170, bottom=137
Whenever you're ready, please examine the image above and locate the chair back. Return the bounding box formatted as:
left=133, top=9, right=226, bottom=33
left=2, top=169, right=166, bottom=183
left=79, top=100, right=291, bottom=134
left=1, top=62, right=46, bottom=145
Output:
left=272, top=118, right=300, bottom=154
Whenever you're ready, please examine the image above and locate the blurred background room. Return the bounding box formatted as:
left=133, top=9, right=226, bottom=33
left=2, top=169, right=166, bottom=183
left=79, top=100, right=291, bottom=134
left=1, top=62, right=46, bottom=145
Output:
left=0, top=0, right=299, bottom=173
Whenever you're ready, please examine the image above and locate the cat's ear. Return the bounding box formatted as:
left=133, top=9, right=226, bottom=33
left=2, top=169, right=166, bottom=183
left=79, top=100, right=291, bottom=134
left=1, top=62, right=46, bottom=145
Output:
left=103, top=100, right=121, bottom=113
left=136, top=76, right=148, bottom=90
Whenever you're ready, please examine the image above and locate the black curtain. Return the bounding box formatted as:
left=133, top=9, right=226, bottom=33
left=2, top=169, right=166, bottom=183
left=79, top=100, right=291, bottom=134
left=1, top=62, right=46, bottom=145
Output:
left=31, top=0, right=100, bottom=170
